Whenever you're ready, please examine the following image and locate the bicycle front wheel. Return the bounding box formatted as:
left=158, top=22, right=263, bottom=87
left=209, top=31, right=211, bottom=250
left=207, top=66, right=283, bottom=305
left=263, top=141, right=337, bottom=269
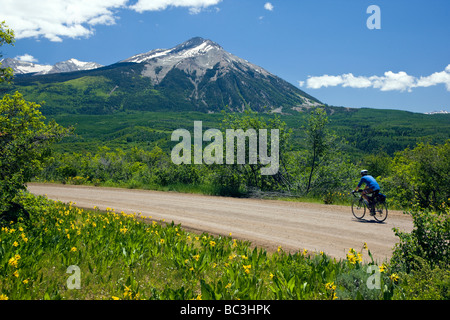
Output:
left=352, top=198, right=366, bottom=219
left=373, top=201, right=388, bottom=222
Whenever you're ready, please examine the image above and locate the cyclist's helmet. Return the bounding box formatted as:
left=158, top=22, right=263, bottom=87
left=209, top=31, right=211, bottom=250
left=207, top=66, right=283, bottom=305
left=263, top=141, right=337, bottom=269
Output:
left=360, top=169, right=368, bottom=176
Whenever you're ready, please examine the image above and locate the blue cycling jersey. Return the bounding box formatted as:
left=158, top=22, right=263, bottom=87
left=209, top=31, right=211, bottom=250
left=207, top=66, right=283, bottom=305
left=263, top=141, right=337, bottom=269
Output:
left=357, top=175, right=380, bottom=191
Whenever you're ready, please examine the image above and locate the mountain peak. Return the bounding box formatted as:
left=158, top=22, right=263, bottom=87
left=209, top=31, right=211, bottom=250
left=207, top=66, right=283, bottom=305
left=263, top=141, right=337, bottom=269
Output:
left=174, top=37, right=222, bottom=51
left=44, top=58, right=103, bottom=74
left=122, top=37, right=222, bottom=64
left=120, top=37, right=321, bottom=112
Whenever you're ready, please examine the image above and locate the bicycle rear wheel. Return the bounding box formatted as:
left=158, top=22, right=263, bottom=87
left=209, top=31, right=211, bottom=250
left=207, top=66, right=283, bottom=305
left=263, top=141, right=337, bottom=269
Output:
left=373, top=201, right=388, bottom=222
left=352, top=198, right=366, bottom=219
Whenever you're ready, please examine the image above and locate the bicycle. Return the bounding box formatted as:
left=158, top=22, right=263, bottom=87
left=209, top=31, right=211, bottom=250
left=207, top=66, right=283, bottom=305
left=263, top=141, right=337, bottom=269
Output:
left=351, top=189, right=388, bottom=222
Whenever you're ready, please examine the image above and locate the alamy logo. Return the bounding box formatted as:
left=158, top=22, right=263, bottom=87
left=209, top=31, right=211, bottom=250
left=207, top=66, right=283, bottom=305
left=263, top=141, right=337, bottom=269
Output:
left=66, top=265, right=81, bottom=289
left=367, top=5, right=381, bottom=30
left=171, top=121, right=279, bottom=175
left=366, top=265, right=381, bottom=290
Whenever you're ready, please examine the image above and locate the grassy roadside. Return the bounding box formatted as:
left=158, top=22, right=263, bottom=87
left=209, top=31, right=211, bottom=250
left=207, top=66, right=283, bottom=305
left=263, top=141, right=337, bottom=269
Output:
left=1, top=191, right=404, bottom=300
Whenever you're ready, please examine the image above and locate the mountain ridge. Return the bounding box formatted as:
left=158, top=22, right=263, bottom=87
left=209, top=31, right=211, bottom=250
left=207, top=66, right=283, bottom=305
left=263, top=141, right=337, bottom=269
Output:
left=4, top=37, right=322, bottom=114
left=1, top=57, right=103, bottom=75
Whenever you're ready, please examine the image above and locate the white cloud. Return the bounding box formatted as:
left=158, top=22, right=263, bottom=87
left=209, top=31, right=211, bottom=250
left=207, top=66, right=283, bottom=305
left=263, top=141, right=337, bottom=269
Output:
left=14, top=54, right=38, bottom=63
left=0, top=0, right=128, bottom=42
left=129, top=0, right=222, bottom=13
left=264, top=2, right=274, bottom=11
left=303, top=65, right=450, bottom=92
left=415, top=66, right=450, bottom=91
left=341, top=74, right=373, bottom=89
left=305, top=74, right=343, bottom=89
left=0, top=0, right=221, bottom=42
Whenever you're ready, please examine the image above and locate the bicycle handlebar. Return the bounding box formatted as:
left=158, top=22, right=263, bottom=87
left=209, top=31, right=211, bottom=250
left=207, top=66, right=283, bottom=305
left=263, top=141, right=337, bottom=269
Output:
left=351, top=189, right=364, bottom=196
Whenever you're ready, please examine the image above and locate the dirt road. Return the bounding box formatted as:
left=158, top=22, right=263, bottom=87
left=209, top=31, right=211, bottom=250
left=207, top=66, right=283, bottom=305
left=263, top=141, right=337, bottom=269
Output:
left=27, top=183, right=413, bottom=262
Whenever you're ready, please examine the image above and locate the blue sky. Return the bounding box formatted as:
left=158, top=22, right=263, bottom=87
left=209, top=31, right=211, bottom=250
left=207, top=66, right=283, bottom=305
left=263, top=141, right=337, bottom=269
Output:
left=1, top=0, right=449, bottom=113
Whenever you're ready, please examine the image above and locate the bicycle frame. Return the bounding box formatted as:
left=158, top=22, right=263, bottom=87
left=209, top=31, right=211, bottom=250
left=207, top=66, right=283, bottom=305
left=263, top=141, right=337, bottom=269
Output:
left=351, top=189, right=388, bottom=222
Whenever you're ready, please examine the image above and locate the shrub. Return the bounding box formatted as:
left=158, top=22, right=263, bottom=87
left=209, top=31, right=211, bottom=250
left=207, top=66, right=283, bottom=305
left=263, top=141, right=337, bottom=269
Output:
left=395, top=258, right=450, bottom=300
left=391, top=207, right=449, bottom=273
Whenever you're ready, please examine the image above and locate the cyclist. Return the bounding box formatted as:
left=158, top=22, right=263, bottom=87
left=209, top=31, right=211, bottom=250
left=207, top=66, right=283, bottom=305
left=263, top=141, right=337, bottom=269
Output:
left=353, top=170, right=381, bottom=215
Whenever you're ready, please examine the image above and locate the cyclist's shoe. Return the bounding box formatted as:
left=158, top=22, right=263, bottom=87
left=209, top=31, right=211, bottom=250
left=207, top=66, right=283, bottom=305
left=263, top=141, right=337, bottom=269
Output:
left=370, top=209, right=376, bottom=216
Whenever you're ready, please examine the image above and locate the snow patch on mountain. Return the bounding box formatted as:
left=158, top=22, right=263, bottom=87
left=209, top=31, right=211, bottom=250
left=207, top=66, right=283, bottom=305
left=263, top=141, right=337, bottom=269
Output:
left=1, top=57, right=103, bottom=75
left=121, top=37, right=270, bottom=85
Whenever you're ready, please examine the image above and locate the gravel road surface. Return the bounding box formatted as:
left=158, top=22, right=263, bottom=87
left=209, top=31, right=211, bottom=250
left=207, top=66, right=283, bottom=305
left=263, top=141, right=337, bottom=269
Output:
left=28, top=183, right=413, bottom=262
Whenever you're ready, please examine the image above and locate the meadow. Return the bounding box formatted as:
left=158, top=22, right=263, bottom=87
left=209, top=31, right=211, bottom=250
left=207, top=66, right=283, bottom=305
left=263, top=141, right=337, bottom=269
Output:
left=1, top=192, right=406, bottom=301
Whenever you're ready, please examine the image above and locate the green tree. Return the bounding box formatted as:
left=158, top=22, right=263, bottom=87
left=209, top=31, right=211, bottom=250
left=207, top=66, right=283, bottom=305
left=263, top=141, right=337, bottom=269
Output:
left=304, top=108, right=335, bottom=194
left=0, top=92, right=70, bottom=212
left=382, top=141, right=450, bottom=210
left=0, top=21, right=15, bottom=84
left=363, top=150, right=392, bottom=179
left=220, top=108, right=292, bottom=192
left=0, top=23, right=70, bottom=215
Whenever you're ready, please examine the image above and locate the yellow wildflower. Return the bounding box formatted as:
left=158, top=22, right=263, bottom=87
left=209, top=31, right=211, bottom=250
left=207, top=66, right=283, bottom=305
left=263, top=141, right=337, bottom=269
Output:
left=209, top=240, right=216, bottom=247
left=325, top=282, right=337, bottom=291
left=119, top=227, right=128, bottom=234
left=8, top=257, right=18, bottom=268
left=12, top=241, right=19, bottom=247
left=346, top=248, right=362, bottom=264
left=243, top=264, right=252, bottom=274
left=70, top=247, right=77, bottom=252
left=390, top=273, right=399, bottom=282
left=0, top=294, right=8, bottom=300
left=123, top=285, right=132, bottom=298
